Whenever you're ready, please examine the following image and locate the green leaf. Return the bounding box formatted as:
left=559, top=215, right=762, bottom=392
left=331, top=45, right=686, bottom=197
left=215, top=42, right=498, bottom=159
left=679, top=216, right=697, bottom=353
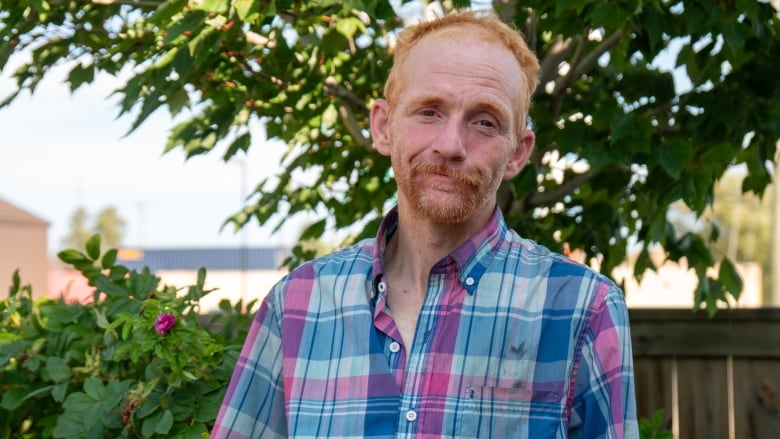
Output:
left=1, top=387, right=28, bottom=410
left=223, top=132, right=251, bottom=161
left=335, top=17, right=366, bottom=39
left=83, top=377, right=105, bottom=401
left=58, top=249, right=90, bottom=265
left=149, top=0, right=187, bottom=25
left=234, top=0, right=258, bottom=21
left=164, top=11, right=206, bottom=45
left=321, top=28, right=349, bottom=55
left=51, top=381, right=68, bottom=402
left=192, top=0, right=229, bottom=13
left=9, top=269, right=20, bottom=297
left=44, top=357, right=72, bottom=382
left=300, top=219, right=327, bottom=240
left=718, top=258, right=743, bottom=300
left=53, top=412, right=88, bottom=438
left=142, top=410, right=162, bottom=437
left=67, top=62, right=95, bottom=93
left=39, top=302, right=84, bottom=330
left=555, top=0, right=584, bottom=16
left=656, top=138, right=694, bottom=179
left=322, top=103, right=339, bottom=129
left=590, top=2, right=628, bottom=28
left=93, top=276, right=130, bottom=298
left=94, top=307, right=110, bottom=329
left=101, top=248, right=118, bottom=269
left=1, top=385, right=55, bottom=410
left=155, top=409, right=174, bottom=434
left=85, top=234, right=101, bottom=260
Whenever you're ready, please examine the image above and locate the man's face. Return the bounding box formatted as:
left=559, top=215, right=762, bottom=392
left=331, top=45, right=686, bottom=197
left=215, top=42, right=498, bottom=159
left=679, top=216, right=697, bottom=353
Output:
left=372, top=30, right=534, bottom=225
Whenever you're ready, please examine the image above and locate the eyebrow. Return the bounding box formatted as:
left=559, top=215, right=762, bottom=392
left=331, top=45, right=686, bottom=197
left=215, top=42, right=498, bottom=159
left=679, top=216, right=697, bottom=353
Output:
left=406, top=95, right=511, bottom=120
left=405, top=95, right=444, bottom=110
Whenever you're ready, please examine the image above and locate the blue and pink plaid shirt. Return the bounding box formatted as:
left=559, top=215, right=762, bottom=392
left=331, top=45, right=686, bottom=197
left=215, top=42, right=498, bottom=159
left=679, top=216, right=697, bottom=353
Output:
left=212, top=206, right=638, bottom=438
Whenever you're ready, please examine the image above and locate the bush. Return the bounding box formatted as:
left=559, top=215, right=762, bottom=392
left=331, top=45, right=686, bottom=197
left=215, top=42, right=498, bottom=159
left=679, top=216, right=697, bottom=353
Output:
left=0, top=235, right=257, bottom=438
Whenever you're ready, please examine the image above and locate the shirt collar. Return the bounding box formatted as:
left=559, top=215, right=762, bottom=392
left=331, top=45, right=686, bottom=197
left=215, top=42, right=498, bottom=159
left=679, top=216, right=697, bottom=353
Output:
left=370, top=205, right=508, bottom=299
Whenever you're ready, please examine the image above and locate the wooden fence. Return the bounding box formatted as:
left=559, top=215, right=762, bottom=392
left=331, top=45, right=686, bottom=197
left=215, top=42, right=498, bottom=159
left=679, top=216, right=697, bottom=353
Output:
left=630, top=308, right=780, bottom=439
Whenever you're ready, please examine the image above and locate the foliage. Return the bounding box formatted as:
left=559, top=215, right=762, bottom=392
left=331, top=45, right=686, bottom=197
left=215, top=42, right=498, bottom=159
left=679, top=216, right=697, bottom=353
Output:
left=0, top=235, right=257, bottom=438
left=63, top=205, right=127, bottom=250
left=709, top=171, right=774, bottom=300
left=2, top=0, right=779, bottom=312
left=639, top=409, right=673, bottom=439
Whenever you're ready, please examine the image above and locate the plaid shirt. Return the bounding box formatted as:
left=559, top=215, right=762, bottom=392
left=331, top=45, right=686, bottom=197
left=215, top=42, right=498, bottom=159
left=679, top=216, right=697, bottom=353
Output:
left=212, top=207, right=638, bottom=438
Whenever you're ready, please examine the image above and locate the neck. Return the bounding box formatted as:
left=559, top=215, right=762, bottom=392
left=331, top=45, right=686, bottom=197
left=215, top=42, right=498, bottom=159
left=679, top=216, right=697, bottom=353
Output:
left=383, top=202, right=494, bottom=290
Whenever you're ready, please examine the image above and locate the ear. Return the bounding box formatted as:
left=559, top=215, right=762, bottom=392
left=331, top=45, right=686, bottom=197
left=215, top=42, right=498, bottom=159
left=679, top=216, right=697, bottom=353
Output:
left=370, top=99, right=392, bottom=157
left=504, top=129, right=535, bottom=179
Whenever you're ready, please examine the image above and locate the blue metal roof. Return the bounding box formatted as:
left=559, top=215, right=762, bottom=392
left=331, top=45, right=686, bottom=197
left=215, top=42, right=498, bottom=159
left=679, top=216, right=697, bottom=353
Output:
left=116, top=247, right=290, bottom=272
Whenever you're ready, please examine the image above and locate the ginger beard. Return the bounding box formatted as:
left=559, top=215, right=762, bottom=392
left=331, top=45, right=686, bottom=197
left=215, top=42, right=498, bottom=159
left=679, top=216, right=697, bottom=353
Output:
left=396, top=157, right=506, bottom=224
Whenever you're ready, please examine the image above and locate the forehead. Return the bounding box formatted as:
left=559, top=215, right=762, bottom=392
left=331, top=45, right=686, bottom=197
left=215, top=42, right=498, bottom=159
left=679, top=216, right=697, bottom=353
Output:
left=396, top=32, right=524, bottom=111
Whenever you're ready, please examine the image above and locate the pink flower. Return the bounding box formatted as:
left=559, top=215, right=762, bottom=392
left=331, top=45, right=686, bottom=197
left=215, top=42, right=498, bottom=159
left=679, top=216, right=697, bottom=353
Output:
left=154, top=313, right=176, bottom=335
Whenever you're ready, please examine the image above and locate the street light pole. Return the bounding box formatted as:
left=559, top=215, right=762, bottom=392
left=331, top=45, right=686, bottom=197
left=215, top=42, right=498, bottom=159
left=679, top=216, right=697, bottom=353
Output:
left=772, top=146, right=780, bottom=306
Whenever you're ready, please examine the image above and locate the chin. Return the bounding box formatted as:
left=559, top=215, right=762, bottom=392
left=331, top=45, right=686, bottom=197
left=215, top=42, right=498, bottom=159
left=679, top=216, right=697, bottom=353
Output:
left=416, top=197, right=479, bottom=224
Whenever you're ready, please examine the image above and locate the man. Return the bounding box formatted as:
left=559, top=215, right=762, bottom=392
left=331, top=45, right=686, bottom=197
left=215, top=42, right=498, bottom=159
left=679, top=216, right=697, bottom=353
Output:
left=212, top=9, right=638, bottom=439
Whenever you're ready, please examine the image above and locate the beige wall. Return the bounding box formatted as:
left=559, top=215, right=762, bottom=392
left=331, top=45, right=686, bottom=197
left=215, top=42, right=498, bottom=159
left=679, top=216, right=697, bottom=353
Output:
left=0, top=220, right=48, bottom=299
left=158, top=269, right=287, bottom=313
left=615, top=260, right=763, bottom=308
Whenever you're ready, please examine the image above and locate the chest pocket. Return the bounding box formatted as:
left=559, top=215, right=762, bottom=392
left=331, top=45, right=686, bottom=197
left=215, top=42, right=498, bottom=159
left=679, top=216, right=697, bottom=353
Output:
left=456, top=384, right=565, bottom=438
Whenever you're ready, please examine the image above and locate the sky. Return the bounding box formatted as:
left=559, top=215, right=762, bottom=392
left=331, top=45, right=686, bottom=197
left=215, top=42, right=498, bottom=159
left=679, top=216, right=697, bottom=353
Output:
left=0, top=61, right=303, bottom=256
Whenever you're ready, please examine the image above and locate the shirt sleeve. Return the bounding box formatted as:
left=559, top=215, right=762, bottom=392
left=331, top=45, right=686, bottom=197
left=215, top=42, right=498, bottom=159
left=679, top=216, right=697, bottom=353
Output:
left=568, top=285, right=639, bottom=439
left=211, top=291, right=287, bottom=439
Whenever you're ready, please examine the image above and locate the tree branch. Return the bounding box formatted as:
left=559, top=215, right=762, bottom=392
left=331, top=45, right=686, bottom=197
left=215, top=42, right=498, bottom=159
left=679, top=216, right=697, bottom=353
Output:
left=324, top=77, right=371, bottom=148
left=324, top=77, right=369, bottom=113
left=523, top=10, right=538, bottom=56
left=570, top=29, right=622, bottom=80
left=530, top=141, right=558, bottom=168
left=91, top=0, right=161, bottom=7
left=547, top=29, right=622, bottom=122
left=338, top=103, right=371, bottom=148
left=517, top=171, right=593, bottom=213
left=550, top=32, right=585, bottom=119
left=537, top=35, right=573, bottom=95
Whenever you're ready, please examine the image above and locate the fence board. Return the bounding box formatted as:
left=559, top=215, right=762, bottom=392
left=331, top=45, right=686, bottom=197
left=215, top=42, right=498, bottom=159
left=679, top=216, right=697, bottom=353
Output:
left=630, top=308, right=780, bottom=357
left=733, top=359, right=780, bottom=439
left=634, top=357, right=674, bottom=429
left=630, top=308, right=780, bottom=438
left=676, top=358, right=730, bottom=439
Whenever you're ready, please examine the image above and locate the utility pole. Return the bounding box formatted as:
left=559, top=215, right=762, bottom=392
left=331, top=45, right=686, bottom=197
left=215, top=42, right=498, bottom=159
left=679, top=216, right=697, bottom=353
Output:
left=773, top=146, right=780, bottom=306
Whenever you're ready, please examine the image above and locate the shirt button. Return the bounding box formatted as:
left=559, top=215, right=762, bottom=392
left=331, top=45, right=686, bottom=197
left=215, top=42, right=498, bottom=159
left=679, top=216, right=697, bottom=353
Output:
left=465, top=277, right=475, bottom=286
left=389, top=341, right=401, bottom=353
left=377, top=281, right=387, bottom=293
left=405, top=409, right=417, bottom=422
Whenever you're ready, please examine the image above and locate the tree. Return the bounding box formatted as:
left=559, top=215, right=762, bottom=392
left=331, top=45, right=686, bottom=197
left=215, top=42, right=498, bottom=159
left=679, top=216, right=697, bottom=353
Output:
left=2, top=0, right=779, bottom=313
left=62, top=206, right=126, bottom=250
left=62, top=207, right=91, bottom=251
left=709, top=170, right=774, bottom=301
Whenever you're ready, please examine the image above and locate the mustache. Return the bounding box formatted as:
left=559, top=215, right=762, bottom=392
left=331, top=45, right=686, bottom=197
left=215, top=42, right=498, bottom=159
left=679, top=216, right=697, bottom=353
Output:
left=410, top=162, right=481, bottom=187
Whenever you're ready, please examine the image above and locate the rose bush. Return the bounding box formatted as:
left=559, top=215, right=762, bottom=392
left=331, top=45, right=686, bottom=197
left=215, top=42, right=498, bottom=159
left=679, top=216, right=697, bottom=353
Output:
left=0, top=235, right=257, bottom=438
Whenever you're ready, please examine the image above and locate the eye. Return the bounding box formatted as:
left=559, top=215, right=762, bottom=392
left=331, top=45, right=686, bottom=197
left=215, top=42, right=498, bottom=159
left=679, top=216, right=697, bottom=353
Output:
left=477, top=119, right=496, bottom=128
left=420, top=109, right=437, bottom=117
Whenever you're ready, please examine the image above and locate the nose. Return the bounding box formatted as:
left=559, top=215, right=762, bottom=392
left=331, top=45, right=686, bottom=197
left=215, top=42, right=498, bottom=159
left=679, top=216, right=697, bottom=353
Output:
left=432, top=118, right=466, bottom=160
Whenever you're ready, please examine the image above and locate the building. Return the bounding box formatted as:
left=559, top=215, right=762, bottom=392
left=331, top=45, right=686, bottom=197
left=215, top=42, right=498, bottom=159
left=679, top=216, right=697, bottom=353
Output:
left=0, top=197, right=48, bottom=299
left=117, top=247, right=290, bottom=312
left=47, top=246, right=290, bottom=312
